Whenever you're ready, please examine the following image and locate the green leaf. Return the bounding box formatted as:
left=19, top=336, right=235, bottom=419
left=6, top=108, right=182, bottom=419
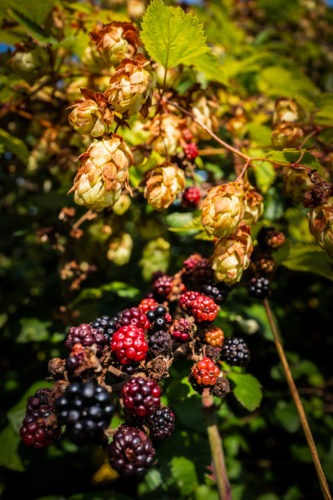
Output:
left=17, top=318, right=51, bottom=343
left=137, top=468, right=162, bottom=495
left=141, top=0, right=209, bottom=69
left=0, top=425, right=24, bottom=471
left=191, top=51, right=227, bottom=85
left=0, top=128, right=29, bottom=163
left=252, top=158, right=277, bottom=194
left=227, top=373, right=263, bottom=411
left=258, top=66, right=319, bottom=99
left=5, top=8, right=56, bottom=44
left=170, top=456, right=199, bottom=497
left=0, top=0, right=57, bottom=24
left=279, top=242, right=333, bottom=281
left=70, top=281, right=140, bottom=306
left=274, top=401, right=300, bottom=433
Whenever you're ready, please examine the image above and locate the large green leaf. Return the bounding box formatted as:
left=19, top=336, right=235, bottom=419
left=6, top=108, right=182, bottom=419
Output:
left=0, top=426, right=24, bottom=472
left=170, top=456, right=199, bottom=497
left=227, top=373, right=263, bottom=411
left=140, top=0, right=209, bottom=69
left=0, top=128, right=29, bottom=163
left=279, top=242, right=333, bottom=281
left=0, top=0, right=57, bottom=25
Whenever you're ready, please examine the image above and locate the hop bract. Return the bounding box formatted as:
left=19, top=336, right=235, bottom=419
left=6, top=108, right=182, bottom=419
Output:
left=144, top=163, right=186, bottom=210
left=308, top=199, right=333, bottom=259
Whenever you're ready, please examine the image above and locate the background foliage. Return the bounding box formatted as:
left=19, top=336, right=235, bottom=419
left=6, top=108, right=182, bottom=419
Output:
left=1, top=0, right=333, bottom=498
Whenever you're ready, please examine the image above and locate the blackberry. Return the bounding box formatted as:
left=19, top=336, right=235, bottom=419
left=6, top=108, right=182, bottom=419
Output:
left=146, top=406, right=175, bottom=441
left=121, top=376, right=162, bottom=418
left=65, top=344, right=99, bottom=378
left=212, top=377, right=231, bottom=399
left=90, top=314, right=119, bottom=342
left=111, top=325, right=148, bottom=365
left=191, top=294, right=219, bottom=323
left=179, top=291, right=201, bottom=313
left=148, top=330, right=172, bottom=356
left=248, top=276, right=271, bottom=299
left=257, top=226, right=286, bottom=251
left=65, top=323, right=108, bottom=356
left=138, top=297, right=159, bottom=314
left=183, top=142, right=199, bottom=160
left=221, top=336, right=250, bottom=367
left=205, top=345, right=222, bottom=362
left=54, top=379, right=114, bottom=445
left=199, top=280, right=230, bottom=305
left=116, top=307, right=150, bottom=331
left=191, top=357, right=220, bottom=386
left=181, top=186, right=201, bottom=208
left=20, top=388, right=61, bottom=449
left=147, top=305, right=172, bottom=333
left=108, top=425, right=155, bottom=477
left=152, top=274, right=174, bottom=300
left=169, top=316, right=196, bottom=342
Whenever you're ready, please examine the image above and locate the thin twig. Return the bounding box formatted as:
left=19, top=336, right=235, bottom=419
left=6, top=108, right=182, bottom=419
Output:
left=263, top=298, right=332, bottom=500
left=202, top=389, right=231, bottom=500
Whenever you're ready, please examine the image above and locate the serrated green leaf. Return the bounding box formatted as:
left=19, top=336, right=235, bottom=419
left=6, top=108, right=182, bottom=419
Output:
left=0, top=128, right=29, bottom=163
left=228, top=373, right=263, bottom=411
left=280, top=242, right=333, bottom=281
left=6, top=8, right=56, bottom=44
left=170, top=456, right=198, bottom=497
left=141, top=0, right=209, bottom=69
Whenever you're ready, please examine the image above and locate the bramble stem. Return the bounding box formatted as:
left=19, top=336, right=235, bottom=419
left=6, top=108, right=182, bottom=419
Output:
left=263, top=299, right=332, bottom=500
left=202, top=389, right=231, bottom=500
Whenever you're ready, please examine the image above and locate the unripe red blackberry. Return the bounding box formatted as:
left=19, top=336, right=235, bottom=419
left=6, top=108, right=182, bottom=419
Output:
left=148, top=330, right=173, bottom=356
left=191, top=294, right=219, bottom=323
left=221, top=336, right=250, bottom=367
left=191, top=357, right=220, bottom=386
left=65, top=323, right=108, bottom=356
left=111, top=325, right=148, bottom=365
left=181, top=186, right=201, bottom=208
left=138, top=297, right=159, bottom=314
left=179, top=291, right=201, bottom=313
left=121, top=376, right=162, bottom=418
left=116, top=307, right=150, bottom=331
left=169, top=316, right=196, bottom=342
left=54, top=379, right=114, bottom=445
left=248, top=276, right=271, bottom=299
left=108, top=425, right=155, bottom=477
left=146, top=406, right=175, bottom=441
left=183, top=142, right=199, bottom=160
left=204, top=326, right=224, bottom=347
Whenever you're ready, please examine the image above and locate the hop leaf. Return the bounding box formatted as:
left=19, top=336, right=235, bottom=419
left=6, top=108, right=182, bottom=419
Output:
left=140, top=0, right=209, bottom=70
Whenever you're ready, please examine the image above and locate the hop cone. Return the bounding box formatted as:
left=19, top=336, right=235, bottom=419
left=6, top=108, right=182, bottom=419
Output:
left=212, top=224, right=253, bottom=285
left=144, top=163, right=186, bottom=210
left=201, top=182, right=244, bottom=238
left=309, top=199, right=333, bottom=259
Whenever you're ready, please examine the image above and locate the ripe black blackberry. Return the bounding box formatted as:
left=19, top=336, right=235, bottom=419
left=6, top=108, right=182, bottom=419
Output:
left=147, top=305, right=172, bottom=333
left=146, top=406, right=175, bottom=442
left=148, top=330, right=173, bottom=356
left=248, top=276, right=271, bottom=299
left=199, top=280, right=230, bottom=305
left=221, top=336, right=250, bottom=367
left=108, top=425, right=155, bottom=477
left=90, top=314, right=120, bottom=342
left=54, top=379, right=114, bottom=445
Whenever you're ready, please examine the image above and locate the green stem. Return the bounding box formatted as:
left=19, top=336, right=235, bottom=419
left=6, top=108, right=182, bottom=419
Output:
left=263, top=299, right=332, bottom=500
left=202, top=389, right=231, bottom=500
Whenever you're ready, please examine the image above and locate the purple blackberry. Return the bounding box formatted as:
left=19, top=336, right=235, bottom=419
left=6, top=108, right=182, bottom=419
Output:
left=54, top=379, right=114, bottom=445
left=248, top=276, right=271, bottom=299
left=182, top=255, right=214, bottom=289
left=116, top=307, right=150, bottom=331
left=108, top=425, right=155, bottom=477
left=169, top=316, right=195, bottom=342
left=20, top=388, right=61, bottom=449
left=146, top=406, right=175, bottom=442
left=205, top=345, right=222, bottom=362
left=148, top=330, right=172, bottom=356
left=121, top=376, right=162, bottom=418
left=151, top=274, right=173, bottom=300
left=199, top=280, right=230, bottom=305
left=65, top=323, right=108, bottom=356
left=221, top=336, right=250, bottom=367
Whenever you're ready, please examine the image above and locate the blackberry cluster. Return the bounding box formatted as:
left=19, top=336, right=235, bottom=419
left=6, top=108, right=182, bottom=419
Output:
left=90, top=314, right=120, bottom=342
left=121, top=376, right=162, bottom=418
left=65, top=323, right=108, bottom=356
left=54, top=379, right=114, bottom=445
left=116, top=307, right=150, bottom=331
left=221, top=336, right=250, bottom=367
left=248, top=276, right=271, bottom=299
left=145, top=406, right=175, bottom=442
